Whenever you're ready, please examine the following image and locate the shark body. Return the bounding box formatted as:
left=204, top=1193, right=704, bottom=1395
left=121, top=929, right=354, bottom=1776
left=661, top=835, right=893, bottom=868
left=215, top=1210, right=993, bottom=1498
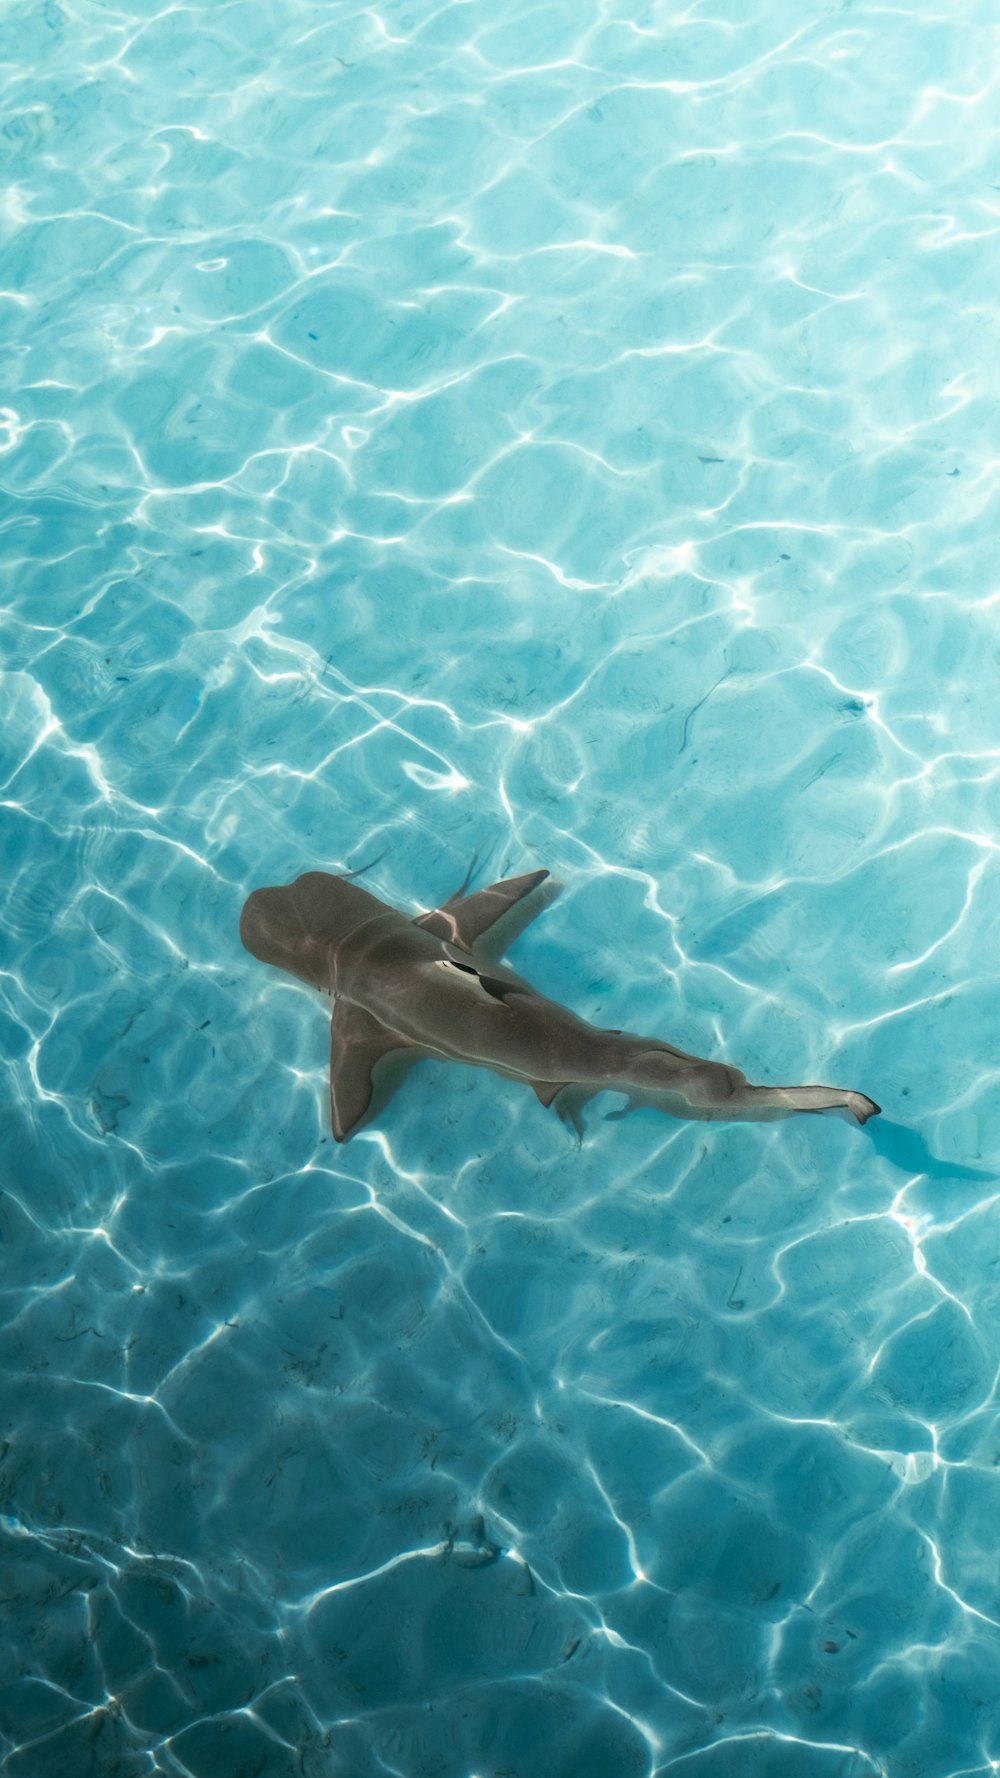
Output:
left=240, top=867, right=880, bottom=1141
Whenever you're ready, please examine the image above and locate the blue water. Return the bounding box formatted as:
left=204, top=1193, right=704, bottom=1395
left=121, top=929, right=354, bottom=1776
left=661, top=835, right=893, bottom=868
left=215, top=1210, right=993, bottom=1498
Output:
left=2, top=1, right=999, bottom=1773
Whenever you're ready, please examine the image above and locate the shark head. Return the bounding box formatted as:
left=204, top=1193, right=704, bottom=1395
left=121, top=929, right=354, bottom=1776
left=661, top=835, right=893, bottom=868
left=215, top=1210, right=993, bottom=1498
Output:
left=239, top=871, right=389, bottom=992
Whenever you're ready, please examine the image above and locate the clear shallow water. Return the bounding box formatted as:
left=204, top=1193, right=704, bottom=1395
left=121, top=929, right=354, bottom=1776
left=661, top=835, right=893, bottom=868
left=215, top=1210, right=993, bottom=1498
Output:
left=2, top=0, right=1000, bottom=1772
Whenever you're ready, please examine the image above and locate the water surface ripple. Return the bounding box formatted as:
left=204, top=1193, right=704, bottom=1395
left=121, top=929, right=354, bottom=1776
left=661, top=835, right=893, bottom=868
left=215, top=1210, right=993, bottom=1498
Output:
left=2, top=1, right=1000, bottom=1774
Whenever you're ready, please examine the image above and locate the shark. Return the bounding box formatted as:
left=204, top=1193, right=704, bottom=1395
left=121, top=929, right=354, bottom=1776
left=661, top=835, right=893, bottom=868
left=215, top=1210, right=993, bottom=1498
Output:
left=239, top=866, right=880, bottom=1141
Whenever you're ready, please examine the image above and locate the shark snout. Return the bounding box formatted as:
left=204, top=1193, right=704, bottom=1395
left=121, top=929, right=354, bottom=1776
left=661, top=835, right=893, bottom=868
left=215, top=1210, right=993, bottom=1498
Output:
left=239, top=885, right=284, bottom=962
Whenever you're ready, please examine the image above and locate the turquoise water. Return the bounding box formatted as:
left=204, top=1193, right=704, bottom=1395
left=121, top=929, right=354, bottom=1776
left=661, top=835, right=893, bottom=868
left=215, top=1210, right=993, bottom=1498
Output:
left=2, top=0, right=1000, bottom=1771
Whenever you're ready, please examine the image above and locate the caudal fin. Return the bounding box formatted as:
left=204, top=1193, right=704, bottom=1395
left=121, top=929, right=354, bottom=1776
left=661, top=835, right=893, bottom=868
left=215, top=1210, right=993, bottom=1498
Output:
left=733, top=1083, right=880, bottom=1124
left=624, top=1048, right=880, bottom=1126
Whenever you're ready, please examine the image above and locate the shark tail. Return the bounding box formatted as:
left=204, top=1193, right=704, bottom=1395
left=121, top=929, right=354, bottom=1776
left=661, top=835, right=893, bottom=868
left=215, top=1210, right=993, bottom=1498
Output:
left=622, top=1049, right=879, bottom=1125
left=717, top=1081, right=880, bottom=1124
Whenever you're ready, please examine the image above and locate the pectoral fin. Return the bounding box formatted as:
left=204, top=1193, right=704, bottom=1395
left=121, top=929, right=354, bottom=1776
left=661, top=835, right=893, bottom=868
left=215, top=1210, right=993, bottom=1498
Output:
left=329, top=1001, right=414, bottom=1141
left=414, top=869, right=550, bottom=952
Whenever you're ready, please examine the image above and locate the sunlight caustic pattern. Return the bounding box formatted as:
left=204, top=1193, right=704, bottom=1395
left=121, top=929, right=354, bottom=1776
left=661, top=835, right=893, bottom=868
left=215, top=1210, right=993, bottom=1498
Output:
left=2, top=0, right=1000, bottom=1773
